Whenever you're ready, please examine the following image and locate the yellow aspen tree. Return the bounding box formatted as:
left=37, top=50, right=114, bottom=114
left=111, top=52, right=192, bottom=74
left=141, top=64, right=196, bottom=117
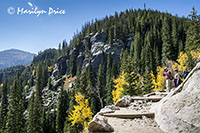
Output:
left=112, top=72, right=128, bottom=104
left=68, top=92, right=93, bottom=131
left=153, top=66, right=166, bottom=91
left=172, top=52, right=188, bottom=73
left=190, top=48, right=200, bottom=61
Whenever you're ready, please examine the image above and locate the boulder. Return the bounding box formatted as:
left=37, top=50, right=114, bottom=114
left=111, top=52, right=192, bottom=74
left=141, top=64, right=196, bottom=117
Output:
left=151, top=63, right=200, bottom=133
left=115, top=95, right=131, bottom=107
left=99, top=105, right=120, bottom=115
left=88, top=114, right=114, bottom=132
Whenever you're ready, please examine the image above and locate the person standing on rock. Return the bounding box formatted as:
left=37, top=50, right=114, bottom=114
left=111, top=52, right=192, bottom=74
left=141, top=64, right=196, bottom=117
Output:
left=163, top=67, right=172, bottom=92
left=174, top=68, right=181, bottom=87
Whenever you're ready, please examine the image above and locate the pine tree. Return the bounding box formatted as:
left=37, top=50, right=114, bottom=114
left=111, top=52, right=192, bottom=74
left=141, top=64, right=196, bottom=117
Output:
left=185, top=7, right=200, bottom=69
left=42, top=65, right=49, bottom=88
left=27, top=92, right=35, bottom=133
left=133, top=32, right=142, bottom=72
left=42, top=108, right=46, bottom=133
left=120, top=49, right=129, bottom=73
left=96, top=63, right=106, bottom=108
left=123, top=71, right=140, bottom=96
left=79, top=67, right=88, bottom=96
left=143, top=69, right=154, bottom=94
left=185, top=7, right=200, bottom=51
left=33, top=64, right=43, bottom=133
left=0, top=80, right=8, bottom=131
left=56, top=87, right=69, bottom=133
left=6, top=78, right=25, bottom=133
left=108, top=27, right=113, bottom=46
left=106, top=52, right=113, bottom=105
left=86, top=60, right=98, bottom=113
left=172, top=17, right=179, bottom=59
left=70, top=51, right=77, bottom=77
left=162, top=17, right=174, bottom=64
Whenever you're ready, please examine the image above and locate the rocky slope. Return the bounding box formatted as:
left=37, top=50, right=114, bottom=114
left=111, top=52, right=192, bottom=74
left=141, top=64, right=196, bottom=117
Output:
left=151, top=62, right=200, bottom=133
left=0, top=49, right=35, bottom=70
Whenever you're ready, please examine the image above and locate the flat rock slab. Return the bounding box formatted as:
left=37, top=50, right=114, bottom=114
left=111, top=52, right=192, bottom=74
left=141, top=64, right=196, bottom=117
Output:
left=131, top=96, right=163, bottom=102
left=103, top=112, right=155, bottom=119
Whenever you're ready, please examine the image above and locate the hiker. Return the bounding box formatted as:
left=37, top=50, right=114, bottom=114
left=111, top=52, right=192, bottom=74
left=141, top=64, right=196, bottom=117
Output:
left=163, top=67, right=172, bottom=92
left=181, top=69, right=189, bottom=79
left=174, top=68, right=181, bottom=87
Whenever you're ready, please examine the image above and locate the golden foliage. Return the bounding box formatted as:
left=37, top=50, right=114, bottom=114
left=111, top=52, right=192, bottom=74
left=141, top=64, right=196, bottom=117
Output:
left=48, top=66, right=52, bottom=72
left=68, top=92, right=93, bottom=130
left=172, top=52, right=188, bottom=73
left=152, top=66, right=166, bottom=91
left=150, top=71, right=156, bottom=89
left=190, top=48, right=200, bottom=61
left=172, top=50, right=200, bottom=74
left=112, top=72, right=128, bottom=104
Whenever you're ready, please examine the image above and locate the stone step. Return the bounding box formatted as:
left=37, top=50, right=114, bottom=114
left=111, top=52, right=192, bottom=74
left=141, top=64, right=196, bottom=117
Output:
left=103, top=112, right=155, bottom=119
left=131, top=96, right=163, bottom=102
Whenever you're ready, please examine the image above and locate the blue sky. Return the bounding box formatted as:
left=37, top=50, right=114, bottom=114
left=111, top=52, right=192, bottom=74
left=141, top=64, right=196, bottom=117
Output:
left=0, top=0, right=199, bottom=54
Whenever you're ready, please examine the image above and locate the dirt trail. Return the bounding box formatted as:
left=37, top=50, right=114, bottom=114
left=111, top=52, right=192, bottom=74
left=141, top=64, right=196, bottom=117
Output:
left=103, top=92, right=167, bottom=133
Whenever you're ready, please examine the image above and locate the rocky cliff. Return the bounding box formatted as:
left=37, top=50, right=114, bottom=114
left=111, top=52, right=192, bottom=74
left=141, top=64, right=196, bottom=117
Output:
left=57, top=32, right=131, bottom=75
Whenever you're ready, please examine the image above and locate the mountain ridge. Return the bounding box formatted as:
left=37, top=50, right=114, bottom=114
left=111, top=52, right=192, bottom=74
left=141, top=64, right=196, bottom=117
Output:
left=0, top=48, right=35, bottom=70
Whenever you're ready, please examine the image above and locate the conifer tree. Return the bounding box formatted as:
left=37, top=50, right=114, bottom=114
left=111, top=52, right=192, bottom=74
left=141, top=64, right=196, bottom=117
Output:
left=185, top=7, right=200, bottom=69
left=70, top=51, right=77, bottom=77
left=79, top=67, right=88, bottom=96
left=143, top=69, right=154, bottom=94
left=86, top=60, right=98, bottom=113
left=33, top=64, right=43, bottom=133
left=96, top=63, right=106, bottom=108
left=106, top=52, right=113, bottom=105
left=108, top=27, right=113, bottom=46
left=172, top=17, right=179, bottom=59
left=27, top=92, right=35, bottom=133
left=162, top=17, right=174, bottom=64
left=56, top=87, right=69, bottom=133
left=42, top=65, right=49, bottom=88
left=123, top=71, right=140, bottom=96
left=133, top=32, right=142, bottom=72
left=0, top=80, right=8, bottom=131
left=185, top=7, right=200, bottom=51
left=6, top=78, right=25, bottom=133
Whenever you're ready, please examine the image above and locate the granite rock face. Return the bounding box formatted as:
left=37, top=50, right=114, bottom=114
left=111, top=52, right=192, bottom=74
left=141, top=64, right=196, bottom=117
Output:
left=56, top=32, right=128, bottom=76
left=151, top=63, right=200, bottom=133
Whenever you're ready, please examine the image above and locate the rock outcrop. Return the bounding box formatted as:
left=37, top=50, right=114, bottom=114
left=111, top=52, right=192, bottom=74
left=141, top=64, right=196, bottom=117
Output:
left=151, top=63, right=200, bottom=133
left=115, top=95, right=131, bottom=107
left=56, top=32, right=129, bottom=76
left=88, top=114, right=114, bottom=132
left=88, top=105, right=117, bottom=132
